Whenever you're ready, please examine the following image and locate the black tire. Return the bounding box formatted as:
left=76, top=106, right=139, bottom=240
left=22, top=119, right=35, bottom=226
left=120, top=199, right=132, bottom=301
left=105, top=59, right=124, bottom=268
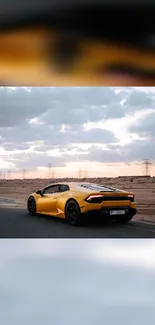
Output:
left=27, top=196, right=36, bottom=216
left=114, top=214, right=133, bottom=224
left=65, top=199, right=82, bottom=226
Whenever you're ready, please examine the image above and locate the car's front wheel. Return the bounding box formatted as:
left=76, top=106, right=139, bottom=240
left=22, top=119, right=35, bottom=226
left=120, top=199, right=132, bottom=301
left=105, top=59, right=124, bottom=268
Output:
left=65, top=200, right=82, bottom=226
left=27, top=196, right=36, bottom=216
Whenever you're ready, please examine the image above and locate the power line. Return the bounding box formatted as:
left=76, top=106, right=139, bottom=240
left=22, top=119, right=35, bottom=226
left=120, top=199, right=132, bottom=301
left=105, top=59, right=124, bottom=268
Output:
left=48, top=163, right=55, bottom=179
left=22, top=169, right=27, bottom=179
left=142, top=159, right=152, bottom=176
left=48, top=163, right=52, bottom=178
left=77, top=169, right=88, bottom=178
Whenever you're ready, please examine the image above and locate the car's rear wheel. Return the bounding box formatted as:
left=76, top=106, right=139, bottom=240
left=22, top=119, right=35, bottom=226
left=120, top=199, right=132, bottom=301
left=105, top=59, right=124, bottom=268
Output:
left=65, top=200, right=82, bottom=226
left=27, top=196, right=36, bottom=216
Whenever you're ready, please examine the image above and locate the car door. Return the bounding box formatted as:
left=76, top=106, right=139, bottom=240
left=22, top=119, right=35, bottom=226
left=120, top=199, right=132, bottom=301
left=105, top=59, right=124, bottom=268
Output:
left=37, top=185, right=61, bottom=214
left=45, top=184, right=70, bottom=215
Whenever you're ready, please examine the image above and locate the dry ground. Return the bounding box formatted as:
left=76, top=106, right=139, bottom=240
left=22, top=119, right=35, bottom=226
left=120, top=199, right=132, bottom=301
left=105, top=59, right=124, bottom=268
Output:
left=0, top=176, right=155, bottom=222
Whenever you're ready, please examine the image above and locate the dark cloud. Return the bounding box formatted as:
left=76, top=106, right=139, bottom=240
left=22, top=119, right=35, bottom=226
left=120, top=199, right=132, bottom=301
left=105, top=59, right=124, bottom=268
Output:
left=83, top=139, right=155, bottom=165
left=0, top=122, right=117, bottom=147
left=1, top=86, right=154, bottom=129
left=0, top=142, right=32, bottom=151
left=78, top=146, right=129, bottom=164
left=0, top=87, right=120, bottom=128
left=0, top=87, right=54, bottom=127
left=0, top=87, right=155, bottom=169
left=13, top=152, right=68, bottom=170
left=125, top=138, right=155, bottom=161
left=124, top=89, right=155, bottom=109
left=129, top=111, right=155, bottom=138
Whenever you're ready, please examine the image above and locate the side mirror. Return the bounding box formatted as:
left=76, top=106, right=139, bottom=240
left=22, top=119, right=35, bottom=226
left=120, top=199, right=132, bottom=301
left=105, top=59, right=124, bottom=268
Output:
left=36, top=189, right=44, bottom=197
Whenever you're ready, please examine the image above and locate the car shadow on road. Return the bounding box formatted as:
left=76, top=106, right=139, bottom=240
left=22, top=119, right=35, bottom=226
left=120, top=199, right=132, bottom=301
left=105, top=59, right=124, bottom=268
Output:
left=27, top=212, right=126, bottom=229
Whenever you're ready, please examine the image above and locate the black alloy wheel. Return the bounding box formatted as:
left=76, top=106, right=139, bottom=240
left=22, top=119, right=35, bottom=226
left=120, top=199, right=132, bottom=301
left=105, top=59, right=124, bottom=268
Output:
left=65, top=200, right=82, bottom=226
left=27, top=196, right=36, bottom=216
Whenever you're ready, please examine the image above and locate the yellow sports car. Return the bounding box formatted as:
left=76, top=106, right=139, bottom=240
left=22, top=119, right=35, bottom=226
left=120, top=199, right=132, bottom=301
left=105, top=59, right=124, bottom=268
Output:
left=27, top=182, right=137, bottom=226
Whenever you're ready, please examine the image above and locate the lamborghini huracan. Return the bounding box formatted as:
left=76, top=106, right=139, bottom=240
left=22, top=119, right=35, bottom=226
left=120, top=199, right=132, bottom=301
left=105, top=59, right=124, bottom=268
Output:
left=27, top=182, right=137, bottom=226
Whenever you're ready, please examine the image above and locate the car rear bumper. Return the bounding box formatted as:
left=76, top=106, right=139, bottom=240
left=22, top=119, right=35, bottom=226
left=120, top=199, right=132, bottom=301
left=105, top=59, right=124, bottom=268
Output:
left=82, top=207, right=137, bottom=218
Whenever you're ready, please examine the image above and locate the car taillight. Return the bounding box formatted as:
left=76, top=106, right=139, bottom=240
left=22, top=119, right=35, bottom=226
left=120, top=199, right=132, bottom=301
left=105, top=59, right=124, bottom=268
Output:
left=85, top=194, right=104, bottom=203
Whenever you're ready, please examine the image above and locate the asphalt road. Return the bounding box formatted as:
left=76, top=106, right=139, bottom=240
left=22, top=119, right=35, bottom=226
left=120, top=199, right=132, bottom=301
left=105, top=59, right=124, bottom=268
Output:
left=0, top=207, right=155, bottom=238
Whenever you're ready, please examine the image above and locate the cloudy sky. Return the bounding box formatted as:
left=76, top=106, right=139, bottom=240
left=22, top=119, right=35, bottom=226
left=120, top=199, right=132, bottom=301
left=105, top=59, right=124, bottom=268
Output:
left=0, top=239, right=155, bottom=325
left=0, top=86, right=155, bottom=178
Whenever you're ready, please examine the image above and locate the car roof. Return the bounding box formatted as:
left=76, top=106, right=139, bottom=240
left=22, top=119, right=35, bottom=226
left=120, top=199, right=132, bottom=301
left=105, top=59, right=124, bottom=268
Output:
left=45, top=182, right=118, bottom=192
left=69, top=182, right=117, bottom=192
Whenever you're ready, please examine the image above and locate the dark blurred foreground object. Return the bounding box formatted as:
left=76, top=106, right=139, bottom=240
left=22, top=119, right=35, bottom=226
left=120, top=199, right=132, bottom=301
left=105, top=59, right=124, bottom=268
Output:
left=1, top=1, right=155, bottom=85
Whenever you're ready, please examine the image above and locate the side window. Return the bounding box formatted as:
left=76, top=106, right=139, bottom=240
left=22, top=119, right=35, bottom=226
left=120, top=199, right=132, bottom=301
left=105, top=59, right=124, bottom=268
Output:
left=44, top=187, right=52, bottom=194
left=44, top=185, right=61, bottom=194
left=60, top=185, right=69, bottom=192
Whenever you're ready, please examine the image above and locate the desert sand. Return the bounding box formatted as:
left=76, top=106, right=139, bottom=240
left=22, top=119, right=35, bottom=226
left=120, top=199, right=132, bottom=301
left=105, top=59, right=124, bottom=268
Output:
left=0, top=176, right=155, bottom=222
